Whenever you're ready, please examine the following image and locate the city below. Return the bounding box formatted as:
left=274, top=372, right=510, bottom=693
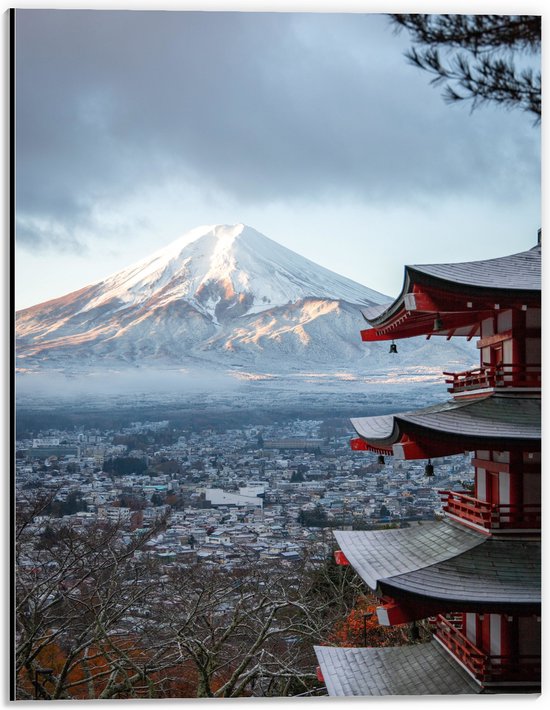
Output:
left=16, top=410, right=474, bottom=570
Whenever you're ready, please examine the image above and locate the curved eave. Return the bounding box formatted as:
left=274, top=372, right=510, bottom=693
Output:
left=334, top=523, right=540, bottom=612
left=314, top=641, right=482, bottom=696
left=361, top=245, right=541, bottom=341
left=350, top=412, right=399, bottom=445
left=360, top=270, right=412, bottom=329
left=361, top=304, right=489, bottom=342
left=334, top=521, right=483, bottom=591
left=351, top=395, right=541, bottom=459
left=409, top=243, right=541, bottom=293
left=380, top=539, right=540, bottom=611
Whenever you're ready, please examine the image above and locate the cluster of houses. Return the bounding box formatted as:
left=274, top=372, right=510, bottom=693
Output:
left=16, top=416, right=474, bottom=569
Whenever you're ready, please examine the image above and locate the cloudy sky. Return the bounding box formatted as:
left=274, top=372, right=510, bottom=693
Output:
left=15, top=5, right=541, bottom=309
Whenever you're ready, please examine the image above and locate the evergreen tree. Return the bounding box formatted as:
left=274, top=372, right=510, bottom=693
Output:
left=391, top=14, right=541, bottom=118
left=103, top=457, right=148, bottom=476
left=290, top=470, right=305, bottom=483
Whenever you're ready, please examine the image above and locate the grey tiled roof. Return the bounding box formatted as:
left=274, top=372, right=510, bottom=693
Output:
left=361, top=301, right=393, bottom=320
left=350, top=412, right=397, bottom=441
left=334, top=521, right=483, bottom=590
left=334, top=521, right=540, bottom=607
left=314, top=641, right=481, bottom=695
left=404, top=396, right=541, bottom=439
left=361, top=244, right=540, bottom=327
left=386, top=538, right=541, bottom=606
left=411, top=244, right=541, bottom=292
left=351, top=395, right=541, bottom=445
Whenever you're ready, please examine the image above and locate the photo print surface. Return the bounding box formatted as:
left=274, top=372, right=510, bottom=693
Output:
left=13, top=7, right=541, bottom=699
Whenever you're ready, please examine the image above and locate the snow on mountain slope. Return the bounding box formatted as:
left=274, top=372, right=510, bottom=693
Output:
left=16, top=223, right=476, bottom=375
left=78, top=223, right=388, bottom=320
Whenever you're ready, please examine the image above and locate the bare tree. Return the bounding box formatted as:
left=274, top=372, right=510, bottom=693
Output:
left=151, top=550, right=362, bottom=697
left=390, top=14, right=541, bottom=118
left=15, top=497, right=174, bottom=699
left=15, top=498, right=361, bottom=699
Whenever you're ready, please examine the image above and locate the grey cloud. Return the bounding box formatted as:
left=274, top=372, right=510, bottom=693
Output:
left=16, top=216, right=89, bottom=253
left=15, top=10, right=540, bottom=249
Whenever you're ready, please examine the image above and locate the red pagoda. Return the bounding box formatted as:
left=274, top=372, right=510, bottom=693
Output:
left=315, top=237, right=541, bottom=695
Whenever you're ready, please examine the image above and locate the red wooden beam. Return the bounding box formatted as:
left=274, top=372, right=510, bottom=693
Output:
left=392, top=439, right=466, bottom=460
left=350, top=437, right=369, bottom=451
left=410, top=281, right=540, bottom=312
left=354, top=432, right=470, bottom=461
left=334, top=550, right=350, bottom=566
left=471, top=458, right=510, bottom=473
left=404, top=291, right=442, bottom=312
left=376, top=597, right=435, bottom=625
left=476, top=330, right=513, bottom=349
left=362, top=310, right=494, bottom=342
left=350, top=438, right=392, bottom=455
left=476, top=328, right=540, bottom=349
left=472, top=457, right=539, bottom=473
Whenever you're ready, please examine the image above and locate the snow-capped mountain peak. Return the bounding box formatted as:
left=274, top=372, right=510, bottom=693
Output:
left=79, top=223, right=388, bottom=320
left=16, top=223, right=474, bottom=377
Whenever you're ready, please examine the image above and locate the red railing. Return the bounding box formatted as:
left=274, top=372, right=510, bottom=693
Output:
left=436, top=616, right=540, bottom=684
left=443, top=365, right=541, bottom=394
left=439, top=490, right=541, bottom=530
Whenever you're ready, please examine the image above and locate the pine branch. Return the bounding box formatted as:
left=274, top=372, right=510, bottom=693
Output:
left=390, top=14, right=541, bottom=118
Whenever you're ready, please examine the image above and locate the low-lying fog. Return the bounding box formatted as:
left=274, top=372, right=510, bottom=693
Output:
left=16, top=365, right=448, bottom=405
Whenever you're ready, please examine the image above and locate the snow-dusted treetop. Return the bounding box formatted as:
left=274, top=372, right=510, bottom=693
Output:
left=81, top=224, right=388, bottom=319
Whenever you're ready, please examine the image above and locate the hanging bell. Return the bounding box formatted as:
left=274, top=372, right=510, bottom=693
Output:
left=433, top=315, right=443, bottom=331
left=425, top=459, right=434, bottom=477
left=377, top=454, right=385, bottom=465
left=389, top=340, right=398, bottom=354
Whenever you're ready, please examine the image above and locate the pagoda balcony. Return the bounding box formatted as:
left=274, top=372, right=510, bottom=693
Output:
left=435, top=616, right=540, bottom=685
left=443, top=365, right=541, bottom=395
left=439, top=490, right=541, bottom=532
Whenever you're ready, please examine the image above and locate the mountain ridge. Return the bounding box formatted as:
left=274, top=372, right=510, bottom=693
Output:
left=16, top=224, right=475, bottom=375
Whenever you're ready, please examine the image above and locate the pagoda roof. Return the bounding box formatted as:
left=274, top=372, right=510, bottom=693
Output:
left=314, top=641, right=481, bottom=695
left=334, top=521, right=482, bottom=590
left=361, top=244, right=540, bottom=341
left=409, top=244, right=541, bottom=293
left=386, top=538, right=540, bottom=607
left=334, top=521, right=540, bottom=612
left=351, top=395, right=540, bottom=458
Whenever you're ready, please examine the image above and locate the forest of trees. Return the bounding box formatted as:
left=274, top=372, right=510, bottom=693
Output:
left=103, top=457, right=148, bottom=477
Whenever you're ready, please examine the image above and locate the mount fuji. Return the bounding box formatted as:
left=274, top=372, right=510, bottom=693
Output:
left=16, top=224, right=475, bottom=379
